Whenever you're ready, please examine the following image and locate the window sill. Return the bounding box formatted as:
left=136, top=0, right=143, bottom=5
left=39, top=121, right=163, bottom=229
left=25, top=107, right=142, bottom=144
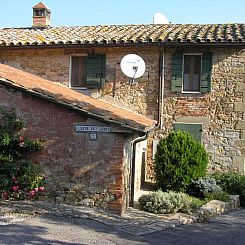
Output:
left=70, top=87, right=88, bottom=90
left=182, top=91, right=201, bottom=94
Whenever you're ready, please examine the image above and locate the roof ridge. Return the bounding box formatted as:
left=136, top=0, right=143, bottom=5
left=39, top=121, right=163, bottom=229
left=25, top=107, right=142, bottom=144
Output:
left=0, top=23, right=244, bottom=45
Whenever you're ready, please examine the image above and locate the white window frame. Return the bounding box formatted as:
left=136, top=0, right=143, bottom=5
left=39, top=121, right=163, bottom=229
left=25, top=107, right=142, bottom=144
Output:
left=182, top=53, right=202, bottom=94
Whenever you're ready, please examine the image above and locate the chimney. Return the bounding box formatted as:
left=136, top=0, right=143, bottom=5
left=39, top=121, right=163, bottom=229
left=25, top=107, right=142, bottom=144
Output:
left=32, top=2, right=51, bottom=28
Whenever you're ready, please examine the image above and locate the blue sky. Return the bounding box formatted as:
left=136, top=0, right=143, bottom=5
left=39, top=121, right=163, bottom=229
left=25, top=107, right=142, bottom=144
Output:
left=1, top=0, right=244, bottom=28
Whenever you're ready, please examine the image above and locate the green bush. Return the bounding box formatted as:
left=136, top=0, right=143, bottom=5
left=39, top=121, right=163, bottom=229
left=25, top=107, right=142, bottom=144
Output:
left=154, top=131, right=208, bottom=192
left=138, top=190, right=204, bottom=214
left=213, top=173, right=245, bottom=207
left=188, top=176, right=222, bottom=199
left=205, top=191, right=230, bottom=202
left=0, top=106, right=45, bottom=200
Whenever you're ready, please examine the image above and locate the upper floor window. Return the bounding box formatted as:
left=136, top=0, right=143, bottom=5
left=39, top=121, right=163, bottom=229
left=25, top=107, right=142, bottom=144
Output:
left=171, top=52, right=212, bottom=93
left=70, top=54, right=106, bottom=89
left=183, top=54, right=201, bottom=92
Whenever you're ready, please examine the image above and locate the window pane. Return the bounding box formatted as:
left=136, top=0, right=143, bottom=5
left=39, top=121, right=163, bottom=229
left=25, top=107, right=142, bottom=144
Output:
left=183, top=55, right=201, bottom=92
left=173, top=123, right=202, bottom=142
left=71, top=56, right=87, bottom=87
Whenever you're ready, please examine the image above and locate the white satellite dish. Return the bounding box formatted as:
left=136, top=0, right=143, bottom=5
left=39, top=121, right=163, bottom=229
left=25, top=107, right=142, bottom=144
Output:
left=120, top=54, right=146, bottom=82
left=153, top=13, right=169, bottom=24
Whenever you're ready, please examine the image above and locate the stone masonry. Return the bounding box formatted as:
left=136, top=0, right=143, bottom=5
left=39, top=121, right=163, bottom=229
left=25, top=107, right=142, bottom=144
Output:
left=0, top=83, right=136, bottom=215
left=0, top=46, right=244, bottom=182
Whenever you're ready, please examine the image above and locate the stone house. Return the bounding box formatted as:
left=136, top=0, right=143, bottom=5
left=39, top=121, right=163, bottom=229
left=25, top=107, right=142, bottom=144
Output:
left=0, top=3, right=244, bottom=207
left=0, top=63, right=156, bottom=214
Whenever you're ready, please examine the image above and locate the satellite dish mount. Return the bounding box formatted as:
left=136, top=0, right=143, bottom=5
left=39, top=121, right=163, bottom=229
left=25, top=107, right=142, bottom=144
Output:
left=120, top=54, right=146, bottom=83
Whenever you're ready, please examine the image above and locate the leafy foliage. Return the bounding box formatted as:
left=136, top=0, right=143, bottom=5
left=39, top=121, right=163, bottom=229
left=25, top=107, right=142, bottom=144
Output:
left=0, top=106, right=45, bottom=200
left=213, top=173, right=245, bottom=207
left=205, top=191, right=230, bottom=202
left=154, top=131, right=208, bottom=192
left=139, top=190, right=204, bottom=214
left=188, top=176, right=222, bottom=199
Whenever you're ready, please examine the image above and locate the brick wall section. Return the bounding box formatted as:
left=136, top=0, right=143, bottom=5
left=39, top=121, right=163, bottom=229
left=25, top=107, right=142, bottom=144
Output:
left=0, top=84, right=131, bottom=214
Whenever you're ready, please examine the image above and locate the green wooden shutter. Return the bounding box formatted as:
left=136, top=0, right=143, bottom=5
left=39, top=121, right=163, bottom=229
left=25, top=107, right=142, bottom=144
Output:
left=86, top=55, right=106, bottom=89
left=171, top=52, right=183, bottom=92
left=173, top=123, right=202, bottom=142
left=200, top=52, right=212, bottom=93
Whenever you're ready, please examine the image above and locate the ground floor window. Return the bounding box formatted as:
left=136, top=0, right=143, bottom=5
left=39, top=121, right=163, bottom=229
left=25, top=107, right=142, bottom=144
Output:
left=173, top=123, right=202, bottom=142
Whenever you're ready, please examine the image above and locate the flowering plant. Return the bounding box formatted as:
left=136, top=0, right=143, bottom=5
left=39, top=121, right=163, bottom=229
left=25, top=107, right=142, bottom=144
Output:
left=0, top=106, right=46, bottom=201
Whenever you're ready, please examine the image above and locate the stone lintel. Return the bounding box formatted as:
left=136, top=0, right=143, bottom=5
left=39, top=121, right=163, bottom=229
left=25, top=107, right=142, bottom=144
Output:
left=235, top=120, right=245, bottom=130
left=237, top=82, right=245, bottom=92
left=232, top=156, right=245, bottom=175
left=174, top=116, right=210, bottom=124
left=234, top=139, right=245, bottom=148
left=234, top=102, right=245, bottom=112
left=241, top=130, right=245, bottom=140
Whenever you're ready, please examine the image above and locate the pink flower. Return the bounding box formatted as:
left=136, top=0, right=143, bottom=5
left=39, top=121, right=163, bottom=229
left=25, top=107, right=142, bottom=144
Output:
left=19, top=136, right=24, bottom=141
left=12, top=185, right=19, bottom=192
left=34, top=187, right=39, bottom=192
left=2, top=191, right=8, bottom=198
left=39, top=187, right=45, bottom=192
left=29, top=190, right=35, bottom=196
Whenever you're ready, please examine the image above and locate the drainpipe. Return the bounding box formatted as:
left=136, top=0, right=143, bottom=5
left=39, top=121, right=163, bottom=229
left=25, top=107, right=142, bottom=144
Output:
left=130, top=131, right=150, bottom=207
left=158, top=48, right=165, bottom=129
left=129, top=48, right=165, bottom=207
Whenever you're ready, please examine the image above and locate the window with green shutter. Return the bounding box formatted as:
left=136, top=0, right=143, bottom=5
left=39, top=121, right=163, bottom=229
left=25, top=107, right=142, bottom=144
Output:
left=201, top=52, right=212, bottom=93
left=86, top=55, right=106, bottom=89
left=70, top=54, right=106, bottom=89
left=171, top=52, right=183, bottom=92
left=173, top=123, right=202, bottom=142
left=171, top=52, right=212, bottom=93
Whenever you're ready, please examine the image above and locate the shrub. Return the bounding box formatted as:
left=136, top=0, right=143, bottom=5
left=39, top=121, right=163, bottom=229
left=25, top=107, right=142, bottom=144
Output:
left=154, top=131, right=208, bottom=192
left=213, top=173, right=245, bottom=207
left=205, top=191, right=230, bottom=202
left=188, top=176, right=222, bottom=199
left=138, top=190, right=203, bottom=214
left=0, top=106, right=45, bottom=200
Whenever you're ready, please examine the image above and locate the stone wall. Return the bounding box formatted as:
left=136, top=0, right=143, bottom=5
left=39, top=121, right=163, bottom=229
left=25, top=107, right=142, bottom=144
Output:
left=146, top=47, right=245, bottom=181
left=0, top=84, right=135, bottom=214
left=0, top=47, right=159, bottom=119
left=0, top=45, right=244, bottom=183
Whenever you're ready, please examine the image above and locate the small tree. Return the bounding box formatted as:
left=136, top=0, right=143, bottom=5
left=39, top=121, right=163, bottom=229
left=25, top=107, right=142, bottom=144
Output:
left=154, top=131, right=208, bottom=192
left=0, top=106, right=45, bottom=200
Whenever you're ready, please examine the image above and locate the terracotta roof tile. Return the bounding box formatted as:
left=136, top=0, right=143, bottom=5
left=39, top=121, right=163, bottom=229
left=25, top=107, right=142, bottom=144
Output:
left=0, top=64, right=156, bottom=132
left=0, top=23, right=244, bottom=47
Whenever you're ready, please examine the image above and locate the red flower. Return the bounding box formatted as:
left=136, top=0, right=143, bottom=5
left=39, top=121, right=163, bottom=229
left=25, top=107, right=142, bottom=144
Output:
left=19, top=136, right=24, bottom=141
left=29, top=190, right=35, bottom=196
left=2, top=191, right=8, bottom=198
left=39, top=187, right=45, bottom=192
left=12, top=185, right=19, bottom=192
